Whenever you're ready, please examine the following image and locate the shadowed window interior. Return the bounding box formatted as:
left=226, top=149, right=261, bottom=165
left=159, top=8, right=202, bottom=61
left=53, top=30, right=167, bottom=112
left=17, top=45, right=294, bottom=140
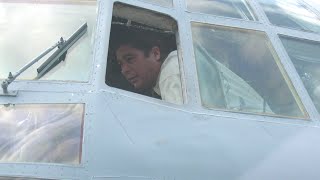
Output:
left=106, top=3, right=183, bottom=105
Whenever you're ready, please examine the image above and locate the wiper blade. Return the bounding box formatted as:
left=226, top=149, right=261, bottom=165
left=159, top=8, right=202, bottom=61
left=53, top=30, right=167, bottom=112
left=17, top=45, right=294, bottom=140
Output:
left=36, top=23, right=88, bottom=79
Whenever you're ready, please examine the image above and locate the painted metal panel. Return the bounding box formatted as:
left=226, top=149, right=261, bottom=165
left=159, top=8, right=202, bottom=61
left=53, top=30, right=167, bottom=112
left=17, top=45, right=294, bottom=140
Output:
left=138, top=0, right=173, bottom=8
left=0, top=0, right=320, bottom=179
left=0, top=177, right=53, bottom=180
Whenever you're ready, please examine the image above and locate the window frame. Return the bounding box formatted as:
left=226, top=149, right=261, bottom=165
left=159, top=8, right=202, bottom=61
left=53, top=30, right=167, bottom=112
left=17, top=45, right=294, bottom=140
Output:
left=181, top=0, right=320, bottom=123
left=103, top=0, right=186, bottom=106
left=278, top=34, right=320, bottom=116
left=190, top=22, right=309, bottom=119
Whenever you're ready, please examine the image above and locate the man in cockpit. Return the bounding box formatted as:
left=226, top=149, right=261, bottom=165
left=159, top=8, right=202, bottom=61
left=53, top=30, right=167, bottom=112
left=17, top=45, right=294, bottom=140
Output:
left=111, top=25, right=183, bottom=105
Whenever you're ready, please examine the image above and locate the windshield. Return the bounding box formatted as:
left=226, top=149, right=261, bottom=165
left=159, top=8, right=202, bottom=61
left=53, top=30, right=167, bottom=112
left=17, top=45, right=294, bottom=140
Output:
left=280, top=36, right=320, bottom=113
left=0, top=1, right=97, bottom=82
left=259, top=0, right=320, bottom=33
left=187, top=0, right=256, bottom=21
left=192, top=23, right=307, bottom=118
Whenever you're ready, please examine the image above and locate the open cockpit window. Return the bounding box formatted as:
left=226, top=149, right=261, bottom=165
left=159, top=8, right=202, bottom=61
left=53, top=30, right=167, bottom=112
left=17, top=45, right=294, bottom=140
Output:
left=280, top=36, right=320, bottom=113
left=192, top=23, right=308, bottom=119
left=259, top=0, right=320, bottom=33
left=0, top=0, right=96, bottom=82
left=106, top=3, right=183, bottom=105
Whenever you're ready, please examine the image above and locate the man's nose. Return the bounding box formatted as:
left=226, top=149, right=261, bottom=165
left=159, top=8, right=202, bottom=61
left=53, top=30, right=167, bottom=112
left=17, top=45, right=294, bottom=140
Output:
left=121, top=63, right=130, bottom=75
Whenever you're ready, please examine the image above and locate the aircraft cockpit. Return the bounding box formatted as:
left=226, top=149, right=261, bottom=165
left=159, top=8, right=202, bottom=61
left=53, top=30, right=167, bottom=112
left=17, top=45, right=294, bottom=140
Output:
left=1, top=0, right=320, bottom=179
left=104, top=0, right=320, bottom=119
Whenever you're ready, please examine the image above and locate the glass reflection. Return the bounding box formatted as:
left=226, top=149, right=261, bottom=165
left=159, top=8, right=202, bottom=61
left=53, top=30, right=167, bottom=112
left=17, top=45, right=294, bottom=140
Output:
left=0, top=104, right=84, bottom=164
left=0, top=1, right=96, bottom=82
left=187, top=0, right=256, bottom=20
left=139, top=0, right=172, bottom=7
left=259, top=0, right=320, bottom=33
left=192, top=23, right=307, bottom=118
left=280, top=36, right=320, bottom=113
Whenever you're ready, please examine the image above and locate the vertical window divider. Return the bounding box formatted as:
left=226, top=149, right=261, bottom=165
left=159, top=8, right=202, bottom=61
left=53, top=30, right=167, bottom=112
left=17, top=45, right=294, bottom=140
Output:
left=177, top=0, right=203, bottom=109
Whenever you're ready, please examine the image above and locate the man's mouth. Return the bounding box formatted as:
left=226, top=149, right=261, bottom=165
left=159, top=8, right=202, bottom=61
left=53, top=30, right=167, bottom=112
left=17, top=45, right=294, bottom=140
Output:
left=127, top=76, right=138, bottom=84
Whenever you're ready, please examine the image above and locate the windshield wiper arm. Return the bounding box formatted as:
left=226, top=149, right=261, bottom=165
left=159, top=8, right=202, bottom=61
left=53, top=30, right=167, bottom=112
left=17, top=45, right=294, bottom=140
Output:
left=36, top=23, right=88, bottom=79
left=1, top=23, right=88, bottom=96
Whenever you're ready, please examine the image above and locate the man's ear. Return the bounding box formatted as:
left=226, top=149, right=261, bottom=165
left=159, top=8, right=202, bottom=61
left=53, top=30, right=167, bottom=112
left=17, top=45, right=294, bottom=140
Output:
left=151, top=46, right=161, bottom=62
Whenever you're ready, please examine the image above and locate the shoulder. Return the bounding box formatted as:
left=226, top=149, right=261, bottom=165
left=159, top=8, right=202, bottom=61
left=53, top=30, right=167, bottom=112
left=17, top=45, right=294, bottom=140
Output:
left=163, top=50, right=178, bottom=66
left=159, top=50, right=180, bottom=81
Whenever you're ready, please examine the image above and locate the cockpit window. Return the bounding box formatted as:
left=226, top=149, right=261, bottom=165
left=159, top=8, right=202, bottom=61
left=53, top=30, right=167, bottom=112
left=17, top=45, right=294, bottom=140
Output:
left=0, top=1, right=96, bottom=82
left=0, top=104, right=84, bottom=164
left=138, top=0, right=173, bottom=7
left=106, top=3, right=183, bottom=105
left=259, top=0, right=320, bottom=33
left=192, top=23, right=308, bottom=118
left=280, top=36, right=320, bottom=113
left=186, top=0, right=256, bottom=21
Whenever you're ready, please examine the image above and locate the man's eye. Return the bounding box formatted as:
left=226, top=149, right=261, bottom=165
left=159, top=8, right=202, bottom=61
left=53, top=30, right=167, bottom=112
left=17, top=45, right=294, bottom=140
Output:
left=126, top=57, right=134, bottom=63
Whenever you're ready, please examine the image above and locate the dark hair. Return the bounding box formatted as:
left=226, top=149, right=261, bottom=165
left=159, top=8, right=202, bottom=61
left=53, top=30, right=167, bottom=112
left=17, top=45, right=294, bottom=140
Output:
left=110, top=24, right=167, bottom=61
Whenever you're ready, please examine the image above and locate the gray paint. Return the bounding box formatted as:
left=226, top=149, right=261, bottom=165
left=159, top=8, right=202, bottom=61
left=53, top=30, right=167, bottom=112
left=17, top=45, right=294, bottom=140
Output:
left=0, top=0, right=320, bottom=179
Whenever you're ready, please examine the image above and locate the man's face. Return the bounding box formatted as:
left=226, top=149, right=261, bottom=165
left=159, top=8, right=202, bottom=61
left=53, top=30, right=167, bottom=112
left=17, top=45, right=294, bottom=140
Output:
left=116, top=45, right=161, bottom=91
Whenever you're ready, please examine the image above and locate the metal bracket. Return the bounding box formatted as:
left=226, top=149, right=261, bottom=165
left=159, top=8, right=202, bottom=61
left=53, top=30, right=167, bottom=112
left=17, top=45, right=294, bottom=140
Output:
left=0, top=90, right=18, bottom=97
left=0, top=72, right=18, bottom=97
